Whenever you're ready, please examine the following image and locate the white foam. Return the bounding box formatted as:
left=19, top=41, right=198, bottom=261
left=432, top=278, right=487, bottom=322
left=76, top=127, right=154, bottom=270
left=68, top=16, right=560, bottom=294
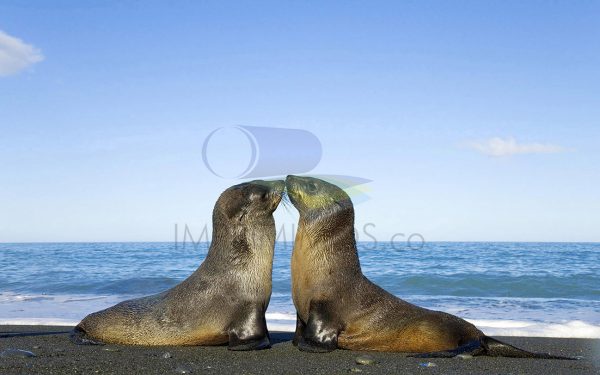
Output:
left=469, top=319, right=600, bottom=338
left=265, top=312, right=296, bottom=332
left=266, top=322, right=296, bottom=332
left=266, top=312, right=296, bottom=321
left=0, top=318, right=79, bottom=326
left=0, top=292, right=132, bottom=325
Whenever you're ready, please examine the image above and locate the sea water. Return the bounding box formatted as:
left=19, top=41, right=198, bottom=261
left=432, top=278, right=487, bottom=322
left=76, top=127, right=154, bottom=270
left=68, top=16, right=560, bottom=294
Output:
left=1, top=242, right=599, bottom=337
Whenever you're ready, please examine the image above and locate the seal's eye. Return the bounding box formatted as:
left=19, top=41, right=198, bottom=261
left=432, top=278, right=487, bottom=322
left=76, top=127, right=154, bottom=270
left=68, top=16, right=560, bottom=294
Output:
left=306, top=182, right=318, bottom=193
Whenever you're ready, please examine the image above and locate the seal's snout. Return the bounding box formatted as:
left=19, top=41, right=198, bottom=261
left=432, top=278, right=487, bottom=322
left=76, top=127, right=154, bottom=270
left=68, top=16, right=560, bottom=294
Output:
left=285, top=175, right=295, bottom=187
left=285, top=175, right=302, bottom=205
left=252, top=179, right=285, bottom=210
left=285, top=175, right=304, bottom=193
left=261, top=180, right=285, bottom=199
left=286, top=175, right=319, bottom=195
left=269, top=180, right=285, bottom=208
left=271, top=180, right=286, bottom=195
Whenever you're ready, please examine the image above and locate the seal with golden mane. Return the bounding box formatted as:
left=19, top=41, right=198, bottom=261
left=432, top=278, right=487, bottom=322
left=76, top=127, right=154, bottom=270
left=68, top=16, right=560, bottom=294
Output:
left=72, top=180, right=285, bottom=350
left=285, top=175, right=573, bottom=359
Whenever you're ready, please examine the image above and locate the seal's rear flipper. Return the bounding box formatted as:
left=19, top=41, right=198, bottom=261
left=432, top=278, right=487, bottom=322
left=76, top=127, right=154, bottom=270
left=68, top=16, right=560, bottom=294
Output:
left=410, top=337, right=578, bottom=360
left=70, top=326, right=105, bottom=346
left=483, top=337, right=578, bottom=360
left=409, top=340, right=483, bottom=358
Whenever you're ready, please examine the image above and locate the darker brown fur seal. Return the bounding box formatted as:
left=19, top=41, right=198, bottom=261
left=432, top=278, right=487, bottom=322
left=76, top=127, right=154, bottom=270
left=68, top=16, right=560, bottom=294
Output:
left=285, top=175, right=573, bottom=359
left=72, top=180, right=285, bottom=350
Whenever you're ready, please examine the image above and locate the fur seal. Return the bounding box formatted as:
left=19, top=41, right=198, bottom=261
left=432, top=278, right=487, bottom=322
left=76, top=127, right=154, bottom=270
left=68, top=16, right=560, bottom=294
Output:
left=72, top=179, right=285, bottom=350
left=285, top=175, right=573, bottom=359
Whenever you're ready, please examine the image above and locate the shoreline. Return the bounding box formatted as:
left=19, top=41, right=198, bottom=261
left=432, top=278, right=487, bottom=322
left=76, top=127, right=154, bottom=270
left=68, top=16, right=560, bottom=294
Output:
left=2, top=315, right=600, bottom=339
left=1, top=325, right=598, bottom=374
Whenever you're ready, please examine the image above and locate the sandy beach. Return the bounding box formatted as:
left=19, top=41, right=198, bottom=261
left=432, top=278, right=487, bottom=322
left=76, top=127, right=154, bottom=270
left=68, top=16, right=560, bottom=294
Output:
left=0, top=325, right=598, bottom=374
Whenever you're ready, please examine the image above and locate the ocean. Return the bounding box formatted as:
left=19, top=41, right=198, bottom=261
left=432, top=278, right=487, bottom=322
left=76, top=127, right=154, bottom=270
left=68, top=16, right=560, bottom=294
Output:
left=1, top=242, right=599, bottom=338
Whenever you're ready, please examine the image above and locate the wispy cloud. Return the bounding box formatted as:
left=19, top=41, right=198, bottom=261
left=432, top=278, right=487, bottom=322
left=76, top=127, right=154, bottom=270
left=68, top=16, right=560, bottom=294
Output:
left=0, top=30, right=44, bottom=77
left=467, top=137, right=567, bottom=157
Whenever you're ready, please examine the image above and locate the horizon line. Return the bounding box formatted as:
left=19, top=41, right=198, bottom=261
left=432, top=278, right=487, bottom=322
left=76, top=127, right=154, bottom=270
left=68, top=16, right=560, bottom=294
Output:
left=1, top=240, right=599, bottom=245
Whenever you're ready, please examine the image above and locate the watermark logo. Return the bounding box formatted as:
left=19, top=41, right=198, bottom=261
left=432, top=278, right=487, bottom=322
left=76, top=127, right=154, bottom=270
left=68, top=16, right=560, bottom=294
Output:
left=202, top=125, right=322, bottom=179
left=175, top=223, right=425, bottom=251
left=201, top=125, right=373, bottom=203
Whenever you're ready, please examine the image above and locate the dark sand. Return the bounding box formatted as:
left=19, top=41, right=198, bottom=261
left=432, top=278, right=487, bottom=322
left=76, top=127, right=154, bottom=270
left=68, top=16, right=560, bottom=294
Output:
left=1, top=326, right=598, bottom=374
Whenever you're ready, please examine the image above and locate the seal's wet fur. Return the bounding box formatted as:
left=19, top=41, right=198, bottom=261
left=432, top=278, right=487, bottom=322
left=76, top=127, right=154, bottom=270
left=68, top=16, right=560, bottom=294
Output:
left=286, top=175, right=574, bottom=359
left=72, top=180, right=284, bottom=350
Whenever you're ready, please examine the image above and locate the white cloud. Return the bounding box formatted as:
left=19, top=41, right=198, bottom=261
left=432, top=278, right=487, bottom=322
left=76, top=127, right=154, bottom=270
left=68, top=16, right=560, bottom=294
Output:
left=467, top=137, right=567, bottom=157
left=0, top=30, right=44, bottom=77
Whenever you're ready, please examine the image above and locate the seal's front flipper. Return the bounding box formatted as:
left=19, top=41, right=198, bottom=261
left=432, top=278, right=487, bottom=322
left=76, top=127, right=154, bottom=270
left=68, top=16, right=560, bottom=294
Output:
left=228, top=304, right=271, bottom=351
left=228, top=334, right=270, bottom=351
left=292, top=314, right=305, bottom=347
left=70, top=326, right=105, bottom=346
left=297, top=301, right=339, bottom=353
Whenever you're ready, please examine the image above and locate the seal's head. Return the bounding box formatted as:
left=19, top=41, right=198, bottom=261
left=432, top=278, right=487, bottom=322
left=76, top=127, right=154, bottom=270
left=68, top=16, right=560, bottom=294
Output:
left=285, top=175, right=353, bottom=222
left=210, top=179, right=284, bottom=264
left=285, top=176, right=360, bottom=284
left=216, top=179, right=285, bottom=223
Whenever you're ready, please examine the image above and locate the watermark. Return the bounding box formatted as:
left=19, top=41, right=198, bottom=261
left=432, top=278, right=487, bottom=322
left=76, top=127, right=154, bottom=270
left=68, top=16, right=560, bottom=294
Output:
left=357, top=223, right=426, bottom=251
left=202, top=125, right=322, bottom=179
left=174, top=223, right=426, bottom=251
left=196, top=127, right=424, bottom=252
left=201, top=125, right=374, bottom=204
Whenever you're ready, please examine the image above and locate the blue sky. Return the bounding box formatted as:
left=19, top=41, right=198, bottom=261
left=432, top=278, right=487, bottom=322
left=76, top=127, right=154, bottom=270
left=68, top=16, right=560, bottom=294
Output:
left=1, top=1, right=599, bottom=242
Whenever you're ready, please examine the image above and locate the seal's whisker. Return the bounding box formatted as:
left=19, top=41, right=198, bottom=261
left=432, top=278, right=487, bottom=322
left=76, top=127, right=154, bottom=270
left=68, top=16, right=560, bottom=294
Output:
left=280, top=190, right=293, bottom=213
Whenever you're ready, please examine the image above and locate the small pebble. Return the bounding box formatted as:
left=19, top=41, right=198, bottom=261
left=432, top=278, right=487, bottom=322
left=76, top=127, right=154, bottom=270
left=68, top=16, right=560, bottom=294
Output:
left=456, top=354, right=473, bottom=360
left=418, top=362, right=437, bottom=367
left=175, top=364, right=193, bottom=374
left=349, top=368, right=363, bottom=373
left=0, top=349, right=36, bottom=358
left=162, top=352, right=173, bottom=359
left=102, top=346, right=120, bottom=352
left=355, top=355, right=377, bottom=365
left=32, top=345, right=41, bottom=349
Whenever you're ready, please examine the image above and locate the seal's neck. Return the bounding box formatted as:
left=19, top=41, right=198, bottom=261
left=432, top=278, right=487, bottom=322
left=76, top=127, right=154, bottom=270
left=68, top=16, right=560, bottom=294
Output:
left=291, top=215, right=362, bottom=317
left=204, top=219, right=275, bottom=297
left=210, top=219, right=274, bottom=261
left=294, top=213, right=363, bottom=274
